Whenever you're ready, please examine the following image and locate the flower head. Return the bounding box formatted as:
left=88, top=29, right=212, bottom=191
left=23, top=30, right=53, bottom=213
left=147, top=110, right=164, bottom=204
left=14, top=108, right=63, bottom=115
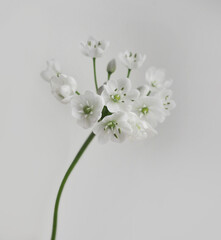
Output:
left=101, top=78, right=140, bottom=112
left=71, top=91, right=104, bottom=129
left=119, top=51, right=146, bottom=70
left=145, top=67, right=172, bottom=93
left=93, top=112, right=132, bottom=143
left=41, top=59, right=61, bottom=82
left=127, top=112, right=157, bottom=140
left=157, top=89, right=176, bottom=116
left=80, top=36, right=110, bottom=58
left=50, top=74, right=77, bottom=103
left=132, top=96, right=165, bottom=127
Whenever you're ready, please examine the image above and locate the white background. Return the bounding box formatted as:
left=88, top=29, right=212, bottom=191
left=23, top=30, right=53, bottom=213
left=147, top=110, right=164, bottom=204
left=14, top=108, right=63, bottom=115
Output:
left=0, top=0, right=221, bottom=239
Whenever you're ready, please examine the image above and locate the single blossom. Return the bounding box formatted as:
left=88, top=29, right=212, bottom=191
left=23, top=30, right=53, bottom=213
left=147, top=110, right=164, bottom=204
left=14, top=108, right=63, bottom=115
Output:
left=157, top=89, right=176, bottom=116
left=80, top=36, right=110, bottom=58
left=132, top=96, right=165, bottom=128
left=119, top=51, right=146, bottom=70
left=145, top=67, right=172, bottom=93
left=127, top=112, right=157, bottom=140
left=71, top=91, right=104, bottom=129
left=93, top=112, right=132, bottom=143
left=50, top=74, right=77, bottom=103
left=41, top=59, right=61, bottom=82
left=101, top=78, right=140, bottom=112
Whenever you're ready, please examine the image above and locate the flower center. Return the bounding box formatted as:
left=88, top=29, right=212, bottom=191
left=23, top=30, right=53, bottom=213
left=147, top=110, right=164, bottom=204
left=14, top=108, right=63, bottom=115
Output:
left=111, top=94, right=121, bottom=102
left=104, top=120, right=117, bottom=130
left=141, top=106, right=149, bottom=115
left=83, top=106, right=92, bottom=114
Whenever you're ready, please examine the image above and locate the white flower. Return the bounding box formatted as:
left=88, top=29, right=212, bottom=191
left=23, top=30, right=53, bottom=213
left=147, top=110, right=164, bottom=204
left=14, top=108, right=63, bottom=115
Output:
left=127, top=112, right=157, bottom=140
left=145, top=67, right=172, bottom=93
left=80, top=36, right=110, bottom=58
left=101, top=78, right=140, bottom=112
left=41, top=59, right=61, bottom=82
left=71, top=91, right=104, bottom=129
left=132, top=96, right=165, bottom=127
left=50, top=74, right=77, bottom=103
left=93, top=112, right=132, bottom=143
left=157, top=89, right=176, bottom=116
left=119, top=51, right=146, bottom=70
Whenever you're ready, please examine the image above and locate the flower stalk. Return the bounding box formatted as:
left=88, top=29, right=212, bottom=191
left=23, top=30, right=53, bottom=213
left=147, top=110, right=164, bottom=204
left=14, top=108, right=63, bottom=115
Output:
left=51, top=132, right=95, bottom=240
left=93, top=58, right=98, bottom=93
left=108, top=72, right=111, bottom=80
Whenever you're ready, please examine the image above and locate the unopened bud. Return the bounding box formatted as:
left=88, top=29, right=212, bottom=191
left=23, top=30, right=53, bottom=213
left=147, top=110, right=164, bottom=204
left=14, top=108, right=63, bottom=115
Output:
left=97, top=82, right=107, bottom=95
left=107, top=59, right=116, bottom=74
left=59, top=85, right=72, bottom=98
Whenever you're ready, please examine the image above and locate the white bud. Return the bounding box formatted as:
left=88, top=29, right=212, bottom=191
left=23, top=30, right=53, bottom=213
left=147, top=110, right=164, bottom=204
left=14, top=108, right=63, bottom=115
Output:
left=106, top=59, right=116, bottom=74
left=59, top=85, right=72, bottom=98
left=97, top=82, right=106, bottom=95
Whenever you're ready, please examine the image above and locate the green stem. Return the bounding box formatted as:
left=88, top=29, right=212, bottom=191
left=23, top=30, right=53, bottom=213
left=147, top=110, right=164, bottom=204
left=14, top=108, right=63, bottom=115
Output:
left=93, top=58, right=98, bottom=92
left=51, top=132, right=95, bottom=240
left=107, top=72, right=111, bottom=81
left=127, top=69, right=131, bottom=78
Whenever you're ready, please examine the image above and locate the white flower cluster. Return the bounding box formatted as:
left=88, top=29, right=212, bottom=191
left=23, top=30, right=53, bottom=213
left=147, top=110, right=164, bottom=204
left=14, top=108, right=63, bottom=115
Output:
left=41, top=37, right=175, bottom=143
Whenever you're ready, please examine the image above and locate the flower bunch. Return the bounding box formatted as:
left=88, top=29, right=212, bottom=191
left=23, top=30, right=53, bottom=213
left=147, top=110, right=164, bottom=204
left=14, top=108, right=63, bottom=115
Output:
left=41, top=36, right=175, bottom=144
left=42, top=36, right=176, bottom=240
